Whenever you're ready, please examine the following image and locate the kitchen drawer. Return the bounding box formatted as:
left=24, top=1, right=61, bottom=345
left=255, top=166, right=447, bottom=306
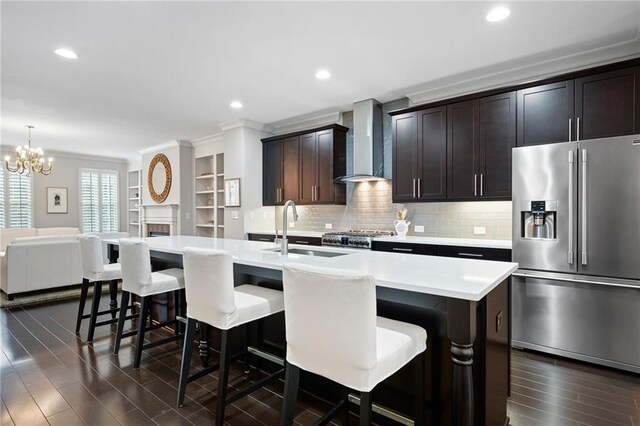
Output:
left=247, top=233, right=321, bottom=246
left=371, top=241, right=438, bottom=255
left=436, top=245, right=511, bottom=262
left=247, top=233, right=276, bottom=243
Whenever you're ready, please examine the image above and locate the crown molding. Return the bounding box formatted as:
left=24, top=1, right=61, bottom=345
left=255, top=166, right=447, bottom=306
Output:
left=138, top=139, right=191, bottom=155
left=268, top=111, right=342, bottom=135
left=407, top=34, right=640, bottom=105
left=190, top=132, right=225, bottom=148
left=0, top=144, right=128, bottom=163
left=218, top=119, right=273, bottom=133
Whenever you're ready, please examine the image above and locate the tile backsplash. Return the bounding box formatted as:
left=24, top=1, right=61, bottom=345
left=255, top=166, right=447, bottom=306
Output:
left=249, top=180, right=512, bottom=240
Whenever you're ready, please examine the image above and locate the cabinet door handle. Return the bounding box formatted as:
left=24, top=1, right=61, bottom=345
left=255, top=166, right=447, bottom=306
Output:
left=480, top=173, right=484, bottom=196
left=315, top=186, right=319, bottom=201
left=311, top=186, right=315, bottom=201
left=259, top=238, right=270, bottom=242
left=577, top=117, right=581, bottom=141
left=412, top=178, right=416, bottom=198
left=458, top=252, right=484, bottom=258
left=294, top=240, right=309, bottom=244
left=417, top=178, right=421, bottom=198
left=392, top=247, right=414, bottom=252
left=568, top=118, right=572, bottom=141
left=474, top=174, right=478, bottom=196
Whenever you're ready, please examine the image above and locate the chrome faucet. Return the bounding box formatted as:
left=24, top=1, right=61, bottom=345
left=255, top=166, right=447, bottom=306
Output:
left=281, top=200, right=298, bottom=255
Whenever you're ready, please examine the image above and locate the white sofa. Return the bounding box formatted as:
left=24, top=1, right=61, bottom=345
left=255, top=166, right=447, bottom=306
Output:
left=0, top=228, right=129, bottom=299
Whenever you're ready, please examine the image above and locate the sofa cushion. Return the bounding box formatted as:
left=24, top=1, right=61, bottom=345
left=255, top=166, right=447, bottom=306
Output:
left=11, top=235, right=79, bottom=245
left=36, top=227, right=79, bottom=237
left=0, top=228, right=37, bottom=252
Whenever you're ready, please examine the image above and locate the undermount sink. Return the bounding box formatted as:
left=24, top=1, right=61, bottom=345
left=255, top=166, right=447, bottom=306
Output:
left=263, top=247, right=347, bottom=258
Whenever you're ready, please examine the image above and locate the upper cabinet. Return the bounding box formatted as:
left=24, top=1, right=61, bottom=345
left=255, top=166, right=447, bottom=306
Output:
left=262, top=125, right=347, bottom=206
left=392, top=108, right=447, bottom=202
left=517, top=66, right=640, bottom=146
left=446, top=93, right=515, bottom=201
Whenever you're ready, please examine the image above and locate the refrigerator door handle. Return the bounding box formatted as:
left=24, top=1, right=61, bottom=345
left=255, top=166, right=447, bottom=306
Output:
left=581, top=149, right=587, bottom=265
left=568, top=150, right=574, bottom=264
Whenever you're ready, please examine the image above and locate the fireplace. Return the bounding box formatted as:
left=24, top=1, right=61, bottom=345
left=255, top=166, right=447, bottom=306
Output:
left=141, top=204, right=178, bottom=236
left=147, top=223, right=171, bottom=237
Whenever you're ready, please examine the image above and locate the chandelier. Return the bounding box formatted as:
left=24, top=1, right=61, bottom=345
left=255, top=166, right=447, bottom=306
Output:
left=4, top=125, right=53, bottom=176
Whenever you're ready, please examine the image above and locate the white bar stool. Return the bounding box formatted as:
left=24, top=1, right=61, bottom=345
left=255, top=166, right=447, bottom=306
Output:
left=280, top=263, right=427, bottom=426
left=113, top=238, right=185, bottom=369
left=178, top=247, right=285, bottom=426
left=76, top=235, right=123, bottom=342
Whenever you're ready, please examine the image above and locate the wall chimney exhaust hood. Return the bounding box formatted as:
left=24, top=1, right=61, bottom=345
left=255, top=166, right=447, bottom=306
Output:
left=337, top=98, right=387, bottom=182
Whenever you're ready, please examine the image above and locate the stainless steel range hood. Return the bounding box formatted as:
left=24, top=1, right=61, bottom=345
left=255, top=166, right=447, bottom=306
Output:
left=338, top=99, right=387, bottom=182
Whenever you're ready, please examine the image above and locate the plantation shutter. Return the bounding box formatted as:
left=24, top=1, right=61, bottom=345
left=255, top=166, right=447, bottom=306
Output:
left=0, top=169, right=5, bottom=229
left=8, top=172, right=32, bottom=228
left=81, top=170, right=100, bottom=232
left=101, top=171, right=119, bottom=232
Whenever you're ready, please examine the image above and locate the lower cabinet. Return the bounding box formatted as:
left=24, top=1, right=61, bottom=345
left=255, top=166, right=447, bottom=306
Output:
left=373, top=241, right=511, bottom=261
left=247, top=233, right=321, bottom=246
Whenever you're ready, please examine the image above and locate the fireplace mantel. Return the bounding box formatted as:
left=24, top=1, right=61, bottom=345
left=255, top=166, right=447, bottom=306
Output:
left=141, top=204, right=179, bottom=236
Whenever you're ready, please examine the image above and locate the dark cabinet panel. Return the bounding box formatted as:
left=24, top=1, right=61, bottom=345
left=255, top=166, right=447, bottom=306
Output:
left=371, top=241, right=438, bottom=256
left=516, top=81, right=574, bottom=146
left=436, top=245, right=512, bottom=262
left=315, top=130, right=335, bottom=203
left=247, top=233, right=276, bottom=243
left=418, top=107, right=447, bottom=200
left=575, top=67, right=640, bottom=140
left=479, top=92, right=516, bottom=199
left=262, top=141, right=282, bottom=206
left=281, top=136, right=299, bottom=203
left=392, top=112, right=418, bottom=202
left=447, top=100, right=479, bottom=200
left=298, top=132, right=317, bottom=204
left=247, top=233, right=321, bottom=246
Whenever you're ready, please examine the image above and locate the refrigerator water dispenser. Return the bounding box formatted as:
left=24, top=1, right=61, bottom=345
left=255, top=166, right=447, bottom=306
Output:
left=521, top=200, right=557, bottom=240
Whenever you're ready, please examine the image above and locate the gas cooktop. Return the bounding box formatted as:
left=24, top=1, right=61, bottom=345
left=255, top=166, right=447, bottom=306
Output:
left=321, top=230, right=395, bottom=249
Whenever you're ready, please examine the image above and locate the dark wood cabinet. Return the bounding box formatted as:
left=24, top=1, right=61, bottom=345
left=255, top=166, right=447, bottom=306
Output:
left=517, top=65, right=640, bottom=146
left=262, top=124, right=347, bottom=206
left=575, top=67, right=640, bottom=140
left=446, top=94, right=515, bottom=201
left=247, top=233, right=321, bottom=246
left=262, top=136, right=299, bottom=206
left=447, top=100, right=479, bottom=200
left=372, top=241, right=511, bottom=262
left=516, top=81, right=574, bottom=147
left=479, top=92, right=516, bottom=198
left=371, top=241, right=437, bottom=255
left=392, top=107, right=446, bottom=203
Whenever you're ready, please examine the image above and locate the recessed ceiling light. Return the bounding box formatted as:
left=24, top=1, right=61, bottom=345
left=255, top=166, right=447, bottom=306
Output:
left=54, top=48, right=78, bottom=59
left=230, top=101, right=243, bottom=109
left=315, top=69, right=331, bottom=80
left=486, top=6, right=511, bottom=22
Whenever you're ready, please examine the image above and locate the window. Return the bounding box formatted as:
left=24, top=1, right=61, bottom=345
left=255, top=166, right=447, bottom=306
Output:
left=8, top=172, right=32, bottom=228
left=80, top=169, right=119, bottom=233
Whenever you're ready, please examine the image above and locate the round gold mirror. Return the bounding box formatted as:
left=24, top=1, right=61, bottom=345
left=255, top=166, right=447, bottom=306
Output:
left=148, top=154, right=172, bottom=203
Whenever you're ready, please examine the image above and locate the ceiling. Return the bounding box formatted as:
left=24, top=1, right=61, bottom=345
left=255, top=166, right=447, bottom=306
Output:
left=2, top=1, right=639, bottom=160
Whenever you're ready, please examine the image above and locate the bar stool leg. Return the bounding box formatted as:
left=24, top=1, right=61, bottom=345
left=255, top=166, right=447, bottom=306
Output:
left=280, top=363, right=300, bottom=426
left=87, top=281, right=102, bottom=342
left=133, top=296, right=151, bottom=369
left=177, top=318, right=196, bottom=407
left=199, top=323, right=209, bottom=367
left=75, top=278, right=90, bottom=334
left=215, top=329, right=230, bottom=426
left=359, top=392, right=372, bottom=426
left=342, top=387, right=351, bottom=426
left=113, top=291, right=130, bottom=355
left=109, top=280, right=118, bottom=319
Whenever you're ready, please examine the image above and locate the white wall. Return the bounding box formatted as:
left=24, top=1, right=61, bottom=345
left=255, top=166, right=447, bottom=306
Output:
left=1, top=147, right=128, bottom=230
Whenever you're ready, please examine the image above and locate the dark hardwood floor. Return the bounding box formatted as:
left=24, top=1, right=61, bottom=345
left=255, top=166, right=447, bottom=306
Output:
left=1, top=296, right=639, bottom=425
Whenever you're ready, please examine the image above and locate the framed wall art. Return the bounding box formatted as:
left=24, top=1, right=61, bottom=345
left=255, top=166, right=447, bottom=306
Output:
left=47, top=187, right=68, bottom=214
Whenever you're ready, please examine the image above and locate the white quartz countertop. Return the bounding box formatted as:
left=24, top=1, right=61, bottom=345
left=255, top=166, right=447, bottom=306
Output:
left=373, top=236, right=512, bottom=249
left=106, top=236, right=517, bottom=301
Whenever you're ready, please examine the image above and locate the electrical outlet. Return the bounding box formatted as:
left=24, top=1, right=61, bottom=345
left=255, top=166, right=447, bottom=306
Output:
left=414, top=225, right=424, bottom=233
left=473, top=226, right=486, bottom=235
left=325, top=223, right=333, bottom=229
left=231, top=211, right=239, bottom=220
left=289, top=222, right=295, bottom=228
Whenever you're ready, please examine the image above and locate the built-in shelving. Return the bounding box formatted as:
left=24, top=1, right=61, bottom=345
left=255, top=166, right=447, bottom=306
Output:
left=127, top=169, right=142, bottom=237
left=194, top=153, right=224, bottom=238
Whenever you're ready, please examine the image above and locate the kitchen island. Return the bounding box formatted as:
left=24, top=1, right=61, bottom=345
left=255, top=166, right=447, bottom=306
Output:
left=107, top=236, right=517, bottom=426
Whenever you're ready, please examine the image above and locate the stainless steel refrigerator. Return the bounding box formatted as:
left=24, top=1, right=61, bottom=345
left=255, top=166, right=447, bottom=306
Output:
left=512, top=134, right=640, bottom=373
